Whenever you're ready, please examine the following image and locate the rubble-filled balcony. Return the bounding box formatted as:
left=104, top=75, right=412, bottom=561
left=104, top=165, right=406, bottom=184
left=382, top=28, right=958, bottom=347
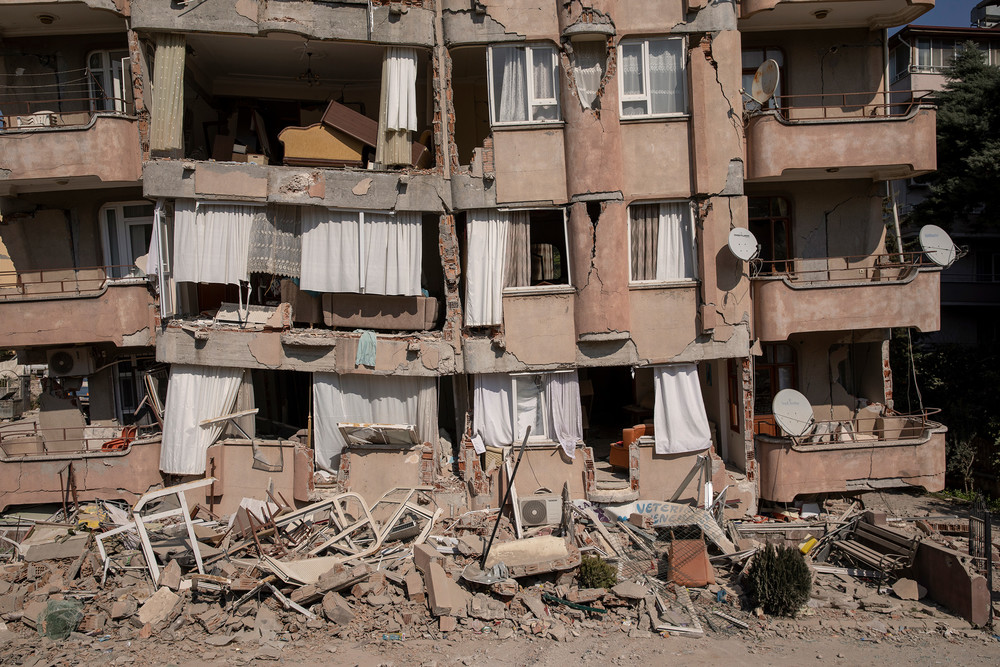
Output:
left=0, top=267, right=156, bottom=348
left=744, top=91, right=936, bottom=182
left=756, top=410, right=946, bottom=502
left=0, top=45, right=140, bottom=189
left=740, top=0, right=934, bottom=30
left=752, top=251, right=941, bottom=340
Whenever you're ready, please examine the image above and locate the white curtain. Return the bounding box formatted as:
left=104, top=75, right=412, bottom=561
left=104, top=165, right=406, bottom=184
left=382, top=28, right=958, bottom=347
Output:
left=473, top=374, right=513, bottom=449
left=549, top=371, right=583, bottom=459
left=363, top=211, right=422, bottom=296
left=465, top=209, right=510, bottom=326
left=620, top=42, right=644, bottom=116
left=656, top=202, right=696, bottom=281
left=300, top=208, right=361, bottom=293
left=474, top=372, right=582, bottom=457
left=571, top=40, right=606, bottom=109
left=530, top=47, right=558, bottom=121
left=160, top=364, right=244, bottom=475
left=376, top=47, right=418, bottom=166
left=173, top=201, right=254, bottom=285
left=653, top=363, right=711, bottom=455
left=385, top=47, right=417, bottom=132
left=146, top=199, right=164, bottom=279
left=301, top=209, right=421, bottom=295
left=495, top=47, right=527, bottom=122
left=312, top=373, right=436, bottom=471
left=648, top=39, right=683, bottom=115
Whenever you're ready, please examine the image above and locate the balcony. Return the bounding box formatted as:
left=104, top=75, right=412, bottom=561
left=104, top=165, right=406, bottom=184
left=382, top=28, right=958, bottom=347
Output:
left=740, top=0, right=934, bottom=30
left=756, top=411, right=946, bottom=502
left=0, top=266, right=155, bottom=348
left=752, top=252, right=941, bottom=340
left=745, top=92, right=936, bottom=182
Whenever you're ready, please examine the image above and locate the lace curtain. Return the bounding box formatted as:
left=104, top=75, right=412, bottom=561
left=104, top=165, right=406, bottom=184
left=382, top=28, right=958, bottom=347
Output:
left=247, top=205, right=302, bottom=278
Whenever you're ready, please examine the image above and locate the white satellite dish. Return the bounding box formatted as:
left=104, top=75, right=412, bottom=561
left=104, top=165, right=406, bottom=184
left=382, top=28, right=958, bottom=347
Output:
left=919, top=224, right=958, bottom=267
left=771, top=388, right=814, bottom=437
left=728, top=228, right=759, bottom=261
left=751, top=59, right=780, bottom=105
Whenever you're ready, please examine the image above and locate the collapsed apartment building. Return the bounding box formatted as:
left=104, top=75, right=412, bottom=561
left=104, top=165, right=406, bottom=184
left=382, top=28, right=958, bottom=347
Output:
left=0, top=0, right=947, bottom=520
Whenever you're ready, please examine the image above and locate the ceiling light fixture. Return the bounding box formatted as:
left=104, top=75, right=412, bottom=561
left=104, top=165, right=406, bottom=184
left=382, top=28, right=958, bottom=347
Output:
left=812, top=10, right=830, bottom=20
left=298, top=52, right=321, bottom=87
left=37, top=14, right=58, bottom=25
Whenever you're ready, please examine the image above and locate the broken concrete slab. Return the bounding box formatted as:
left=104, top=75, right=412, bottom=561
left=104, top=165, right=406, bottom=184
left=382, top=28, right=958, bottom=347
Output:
left=136, top=587, right=181, bottom=628
left=892, top=578, right=927, bottom=601
left=611, top=581, right=647, bottom=600
left=413, top=543, right=445, bottom=575
left=322, top=592, right=354, bottom=625
left=483, top=536, right=581, bottom=577
left=404, top=571, right=425, bottom=603
left=425, top=562, right=455, bottom=616
left=157, top=559, right=182, bottom=590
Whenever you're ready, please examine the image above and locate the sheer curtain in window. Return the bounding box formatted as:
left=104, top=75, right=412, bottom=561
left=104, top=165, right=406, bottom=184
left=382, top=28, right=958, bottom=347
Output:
left=620, top=42, right=645, bottom=116
left=531, top=48, right=559, bottom=120
left=494, top=47, right=528, bottom=122
left=648, top=39, right=683, bottom=115
left=473, top=374, right=514, bottom=449
left=247, top=205, right=302, bottom=278
left=376, top=47, right=418, bottom=166
left=363, top=211, right=422, bottom=296
left=571, top=40, right=606, bottom=109
left=548, top=371, right=583, bottom=459
left=465, top=209, right=510, bottom=326
left=656, top=202, right=696, bottom=281
left=300, top=208, right=361, bottom=293
left=173, top=201, right=254, bottom=285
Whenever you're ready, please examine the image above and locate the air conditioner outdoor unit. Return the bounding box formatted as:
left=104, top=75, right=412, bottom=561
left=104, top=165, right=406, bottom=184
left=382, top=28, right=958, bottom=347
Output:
left=47, top=348, right=95, bottom=378
left=518, top=494, right=562, bottom=527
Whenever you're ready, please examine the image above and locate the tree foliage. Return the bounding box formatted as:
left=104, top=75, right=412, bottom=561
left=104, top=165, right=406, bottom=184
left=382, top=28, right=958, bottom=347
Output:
left=911, top=44, right=1000, bottom=230
left=743, top=544, right=811, bottom=617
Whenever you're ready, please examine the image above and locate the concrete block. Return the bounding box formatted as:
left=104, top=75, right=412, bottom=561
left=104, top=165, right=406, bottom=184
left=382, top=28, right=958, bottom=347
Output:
left=413, top=544, right=444, bottom=575
left=404, top=572, right=425, bottom=603
left=424, top=562, right=455, bottom=616
left=439, top=615, right=457, bottom=632
left=110, top=598, right=137, bottom=620
left=136, top=587, right=181, bottom=627
left=322, top=592, right=354, bottom=625
left=318, top=563, right=371, bottom=593
left=892, top=578, right=927, bottom=601
left=157, top=559, right=182, bottom=591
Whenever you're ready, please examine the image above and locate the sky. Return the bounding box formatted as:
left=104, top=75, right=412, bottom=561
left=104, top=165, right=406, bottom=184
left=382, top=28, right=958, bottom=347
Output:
left=906, top=1, right=982, bottom=28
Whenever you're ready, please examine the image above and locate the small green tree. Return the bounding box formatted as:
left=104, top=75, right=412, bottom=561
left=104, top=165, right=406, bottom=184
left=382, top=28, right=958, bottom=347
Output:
left=578, top=555, right=617, bottom=589
left=743, top=544, right=811, bottom=617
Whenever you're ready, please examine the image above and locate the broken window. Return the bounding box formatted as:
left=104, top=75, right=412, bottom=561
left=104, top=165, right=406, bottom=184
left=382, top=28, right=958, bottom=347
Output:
left=748, top=196, right=791, bottom=274
left=464, top=208, right=570, bottom=327
left=488, top=44, right=561, bottom=125
left=100, top=202, right=155, bottom=280
left=742, top=47, right=784, bottom=110
left=628, top=201, right=697, bottom=282
left=299, top=208, right=422, bottom=296
left=87, top=49, right=131, bottom=113
left=569, top=37, right=607, bottom=109
left=618, top=36, right=686, bottom=118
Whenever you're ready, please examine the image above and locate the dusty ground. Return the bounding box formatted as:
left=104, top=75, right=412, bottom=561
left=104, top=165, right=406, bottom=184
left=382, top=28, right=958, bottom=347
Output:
left=2, top=625, right=998, bottom=666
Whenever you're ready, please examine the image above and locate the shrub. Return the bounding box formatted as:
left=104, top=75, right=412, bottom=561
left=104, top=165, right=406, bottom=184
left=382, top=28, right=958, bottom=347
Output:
left=578, top=555, right=617, bottom=589
left=743, top=543, right=811, bottom=617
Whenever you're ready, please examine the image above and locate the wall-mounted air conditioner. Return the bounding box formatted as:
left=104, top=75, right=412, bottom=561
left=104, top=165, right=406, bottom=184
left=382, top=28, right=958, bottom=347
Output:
left=47, top=348, right=95, bottom=378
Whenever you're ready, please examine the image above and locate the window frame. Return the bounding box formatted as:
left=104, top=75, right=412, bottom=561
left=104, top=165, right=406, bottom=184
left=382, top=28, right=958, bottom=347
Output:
left=511, top=373, right=552, bottom=444
left=748, top=196, right=792, bottom=275
left=100, top=201, right=155, bottom=280
left=500, top=207, right=573, bottom=293
left=87, top=49, right=131, bottom=114
left=617, top=35, right=688, bottom=119
left=626, top=199, right=699, bottom=286
left=754, top=343, right=798, bottom=417
left=486, top=43, right=562, bottom=127
left=741, top=46, right=786, bottom=111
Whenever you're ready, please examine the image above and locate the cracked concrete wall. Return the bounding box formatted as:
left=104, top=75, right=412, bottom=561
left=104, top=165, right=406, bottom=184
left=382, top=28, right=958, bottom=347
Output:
left=789, top=329, right=886, bottom=420
left=131, top=0, right=436, bottom=45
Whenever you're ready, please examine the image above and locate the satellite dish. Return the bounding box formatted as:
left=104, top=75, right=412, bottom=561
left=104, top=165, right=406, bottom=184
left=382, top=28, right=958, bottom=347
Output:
left=771, top=388, right=814, bottom=437
left=919, top=224, right=957, bottom=267
left=728, top=228, right=759, bottom=261
left=751, top=59, right=780, bottom=104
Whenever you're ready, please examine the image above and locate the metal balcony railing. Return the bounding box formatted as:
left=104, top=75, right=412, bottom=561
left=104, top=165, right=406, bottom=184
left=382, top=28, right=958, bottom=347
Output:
left=757, top=89, right=934, bottom=120
left=751, top=251, right=934, bottom=283
left=0, top=265, right=148, bottom=301
left=0, top=97, right=132, bottom=130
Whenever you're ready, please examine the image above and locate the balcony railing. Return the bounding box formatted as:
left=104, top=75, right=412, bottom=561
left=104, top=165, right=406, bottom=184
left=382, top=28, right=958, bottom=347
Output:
left=758, top=89, right=933, bottom=121
left=0, top=96, right=132, bottom=131
left=783, top=409, right=941, bottom=448
left=0, top=424, right=158, bottom=458
left=0, top=265, right=147, bottom=301
left=752, top=251, right=933, bottom=284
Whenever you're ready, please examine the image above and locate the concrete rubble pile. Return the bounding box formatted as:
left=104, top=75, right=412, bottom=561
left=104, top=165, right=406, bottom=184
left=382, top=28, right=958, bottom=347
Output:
left=0, top=485, right=996, bottom=655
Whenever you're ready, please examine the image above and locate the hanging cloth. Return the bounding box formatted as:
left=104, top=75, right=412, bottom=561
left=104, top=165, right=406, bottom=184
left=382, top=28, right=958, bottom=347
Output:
left=653, top=363, right=712, bottom=455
